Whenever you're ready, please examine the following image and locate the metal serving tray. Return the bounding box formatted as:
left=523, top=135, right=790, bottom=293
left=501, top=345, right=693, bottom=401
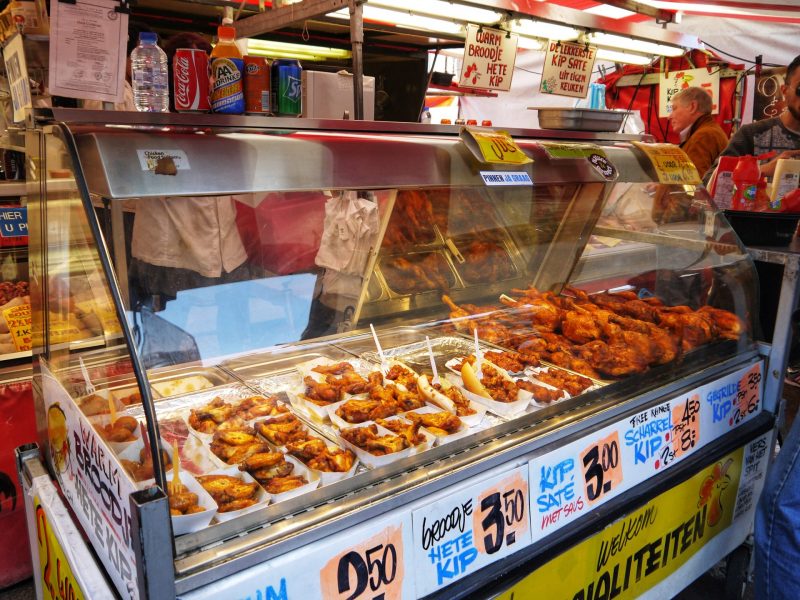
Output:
left=531, top=107, right=628, bottom=132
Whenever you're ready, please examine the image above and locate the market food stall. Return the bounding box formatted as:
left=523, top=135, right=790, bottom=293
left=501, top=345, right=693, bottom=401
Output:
left=16, top=108, right=772, bottom=599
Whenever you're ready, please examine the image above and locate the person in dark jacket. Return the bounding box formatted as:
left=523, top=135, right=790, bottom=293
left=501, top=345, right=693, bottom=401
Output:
left=668, top=85, right=729, bottom=178
left=704, top=53, right=800, bottom=183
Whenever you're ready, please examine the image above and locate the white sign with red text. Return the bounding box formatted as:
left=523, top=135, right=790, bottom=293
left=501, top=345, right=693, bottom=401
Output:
left=540, top=41, right=597, bottom=99
left=459, top=24, right=518, bottom=92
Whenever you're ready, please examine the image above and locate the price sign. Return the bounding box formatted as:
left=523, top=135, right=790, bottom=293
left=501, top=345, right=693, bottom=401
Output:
left=671, top=395, right=701, bottom=460
left=733, top=364, right=762, bottom=426
left=35, top=497, right=87, bottom=600
left=473, top=470, right=529, bottom=555
left=631, top=142, right=701, bottom=185
left=3, top=302, right=32, bottom=351
left=320, top=525, right=405, bottom=600
left=580, top=431, right=623, bottom=505
left=460, top=128, right=533, bottom=165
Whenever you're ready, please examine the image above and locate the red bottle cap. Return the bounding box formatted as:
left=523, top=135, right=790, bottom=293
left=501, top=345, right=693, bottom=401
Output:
left=481, top=119, right=493, bottom=126
left=440, top=118, right=452, bottom=124
left=466, top=119, right=478, bottom=126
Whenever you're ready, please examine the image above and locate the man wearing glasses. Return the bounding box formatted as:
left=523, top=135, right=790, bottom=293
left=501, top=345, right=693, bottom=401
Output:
left=705, top=54, right=800, bottom=183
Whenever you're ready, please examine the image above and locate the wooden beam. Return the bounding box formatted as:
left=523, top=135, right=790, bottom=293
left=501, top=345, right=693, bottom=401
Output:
left=235, top=0, right=350, bottom=38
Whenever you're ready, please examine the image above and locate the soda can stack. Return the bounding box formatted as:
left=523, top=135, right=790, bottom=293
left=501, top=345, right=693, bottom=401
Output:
left=173, top=49, right=211, bottom=112
left=271, top=59, right=302, bottom=117
left=244, top=56, right=271, bottom=114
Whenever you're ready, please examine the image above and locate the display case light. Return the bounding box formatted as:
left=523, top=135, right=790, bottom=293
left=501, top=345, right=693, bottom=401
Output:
left=370, top=0, right=502, bottom=26
left=585, top=32, right=685, bottom=57
left=595, top=48, right=654, bottom=66
left=245, top=38, right=352, bottom=60
left=327, top=6, right=464, bottom=36
left=507, top=19, right=581, bottom=42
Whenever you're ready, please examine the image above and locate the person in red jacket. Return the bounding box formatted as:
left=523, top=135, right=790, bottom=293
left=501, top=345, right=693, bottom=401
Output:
left=668, top=85, right=729, bottom=178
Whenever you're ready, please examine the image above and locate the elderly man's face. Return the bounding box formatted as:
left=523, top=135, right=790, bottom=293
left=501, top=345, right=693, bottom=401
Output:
left=669, top=98, right=697, bottom=133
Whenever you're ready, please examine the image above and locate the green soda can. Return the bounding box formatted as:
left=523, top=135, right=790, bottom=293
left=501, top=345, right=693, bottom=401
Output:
left=271, top=59, right=302, bottom=116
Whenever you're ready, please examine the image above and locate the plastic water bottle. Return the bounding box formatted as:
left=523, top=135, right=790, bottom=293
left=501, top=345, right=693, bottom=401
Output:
left=421, top=107, right=432, bottom=123
left=131, top=32, right=169, bottom=112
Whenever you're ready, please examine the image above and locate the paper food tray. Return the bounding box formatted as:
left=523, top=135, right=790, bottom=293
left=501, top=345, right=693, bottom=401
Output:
left=418, top=374, right=487, bottom=428
left=141, top=471, right=217, bottom=536
left=267, top=454, right=320, bottom=503
left=88, top=413, right=141, bottom=454
left=403, top=406, right=477, bottom=446
left=117, top=436, right=172, bottom=484
left=337, top=422, right=416, bottom=468
left=198, top=467, right=271, bottom=523
left=445, top=373, right=532, bottom=417
left=526, top=365, right=602, bottom=396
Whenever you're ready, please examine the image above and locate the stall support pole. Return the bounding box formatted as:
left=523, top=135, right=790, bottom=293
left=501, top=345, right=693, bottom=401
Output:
left=349, top=0, right=365, bottom=120
left=130, top=487, right=176, bottom=600
left=763, top=257, right=800, bottom=414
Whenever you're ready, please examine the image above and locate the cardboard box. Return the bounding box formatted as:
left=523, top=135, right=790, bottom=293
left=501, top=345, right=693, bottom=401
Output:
left=301, top=70, right=375, bottom=120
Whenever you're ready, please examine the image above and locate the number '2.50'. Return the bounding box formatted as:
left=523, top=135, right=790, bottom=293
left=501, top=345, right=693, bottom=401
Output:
left=337, top=543, right=398, bottom=600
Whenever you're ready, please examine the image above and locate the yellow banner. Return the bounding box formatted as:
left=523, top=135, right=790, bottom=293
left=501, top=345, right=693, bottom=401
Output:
left=35, top=496, right=86, bottom=600
left=632, top=142, right=702, bottom=185
left=499, top=448, right=743, bottom=599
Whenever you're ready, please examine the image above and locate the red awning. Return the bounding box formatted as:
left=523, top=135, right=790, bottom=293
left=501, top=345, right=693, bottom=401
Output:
left=547, top=1, right=800, bottom=23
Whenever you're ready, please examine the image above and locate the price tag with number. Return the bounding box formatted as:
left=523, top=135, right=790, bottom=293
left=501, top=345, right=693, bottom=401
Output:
left=732, top=363, right=762, bottom=426
left=580, top=431, right=623, bottom=506
left=320, top=525, right=406, bottom=600
left=3, top=303, right=31, bottom=351
left=632, top=142, right=701, bottom=185
left=460, top=128, right=533, bottom=165
left=671, top=394, right=701, bottom=460
left=411, top=465, right=530, bottom=596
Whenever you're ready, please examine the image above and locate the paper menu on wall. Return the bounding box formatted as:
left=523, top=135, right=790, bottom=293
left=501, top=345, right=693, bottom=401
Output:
left=49, top=0, right=128, bottom=103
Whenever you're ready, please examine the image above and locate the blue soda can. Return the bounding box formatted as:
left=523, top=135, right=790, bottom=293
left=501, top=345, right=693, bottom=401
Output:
left=211, top=57, right=245, bottom=114
left=271, top=59, right=302, bottom=116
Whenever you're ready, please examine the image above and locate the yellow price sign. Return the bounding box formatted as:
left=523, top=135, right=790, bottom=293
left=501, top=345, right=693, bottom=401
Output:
left=35, top=496, right=86, bottom=600
left=3, top=302, right=32, bottom=351
left=632, top=142, right=702, bottom=185
left=460, top=128, right=533, bottom=165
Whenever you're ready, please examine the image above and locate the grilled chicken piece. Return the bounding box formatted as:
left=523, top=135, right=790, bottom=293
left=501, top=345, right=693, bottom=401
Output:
left=249, top=461, right=294, bottom=483
left=265, top=475, right=307, bottom=494
left=307, top=448, right=356, bottom=472
left=238, top=451, right=285, bottom=471
left=218, top=498, right=258, bottom=513
left=285, top=437, right=328, bottom=460
left=341, top=425, right=410, bottom=456
left=407, top=411, right=462, bottom=434
left=188, top=398, right=234, bottom=433
left=375, top=419, right=425, bottom=446
left=196, top=474, right=259, bottom=502
left=312, top=362, right=356, bottom=376
left=336, top=399, right=382, bottom=423
left=214, top=429, right=258, bottom=446
left=303, top=376, right=342, bottom=405
left=233, top=395, right=288, bottom=420
left=256, top=414, right=308, bottom=446
left=168, top=491, right=199, bottom=513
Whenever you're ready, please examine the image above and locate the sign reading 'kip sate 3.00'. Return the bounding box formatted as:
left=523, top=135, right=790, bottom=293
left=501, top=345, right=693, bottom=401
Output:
left=459, top=24, right=518, bottom=92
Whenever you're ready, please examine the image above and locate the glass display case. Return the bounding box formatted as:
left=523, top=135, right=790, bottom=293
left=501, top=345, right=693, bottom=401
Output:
left=25, top=110, right=770, bottom=599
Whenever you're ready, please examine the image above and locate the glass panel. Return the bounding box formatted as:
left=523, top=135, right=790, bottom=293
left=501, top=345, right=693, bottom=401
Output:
left=38, top=129, right=133, bottom=409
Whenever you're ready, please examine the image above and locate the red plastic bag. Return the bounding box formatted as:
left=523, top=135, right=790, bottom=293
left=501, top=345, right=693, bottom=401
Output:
left=781, top=188, right=800, bottom=212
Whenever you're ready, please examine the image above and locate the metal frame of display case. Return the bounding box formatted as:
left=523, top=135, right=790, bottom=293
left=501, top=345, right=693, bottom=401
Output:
left=22, top=109, right=778, bottom=599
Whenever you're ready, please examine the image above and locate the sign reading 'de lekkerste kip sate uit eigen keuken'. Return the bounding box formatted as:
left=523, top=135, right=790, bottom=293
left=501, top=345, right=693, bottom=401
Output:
left=540, top=40, right=597, bottom=99
left=458, top=24, right=518, bottom=92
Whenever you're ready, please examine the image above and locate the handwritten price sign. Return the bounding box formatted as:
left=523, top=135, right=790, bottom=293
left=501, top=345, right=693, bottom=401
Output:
left=672, top=395, right=701, bottom=460
left=3, top=302, right=31, bottom=351
left=473, top=471, right=529, bottom=555
left=580, top=431, right=623, bottom=505
left=733, top=364, right=761, bottom=426
left=460, top=128, right=533, bottom=165
left=321, top=525, right=404, bottom=600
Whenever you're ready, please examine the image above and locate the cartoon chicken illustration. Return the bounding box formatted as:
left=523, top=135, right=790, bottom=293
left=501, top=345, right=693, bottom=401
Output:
left=698, top=458, right=733, bottom=527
